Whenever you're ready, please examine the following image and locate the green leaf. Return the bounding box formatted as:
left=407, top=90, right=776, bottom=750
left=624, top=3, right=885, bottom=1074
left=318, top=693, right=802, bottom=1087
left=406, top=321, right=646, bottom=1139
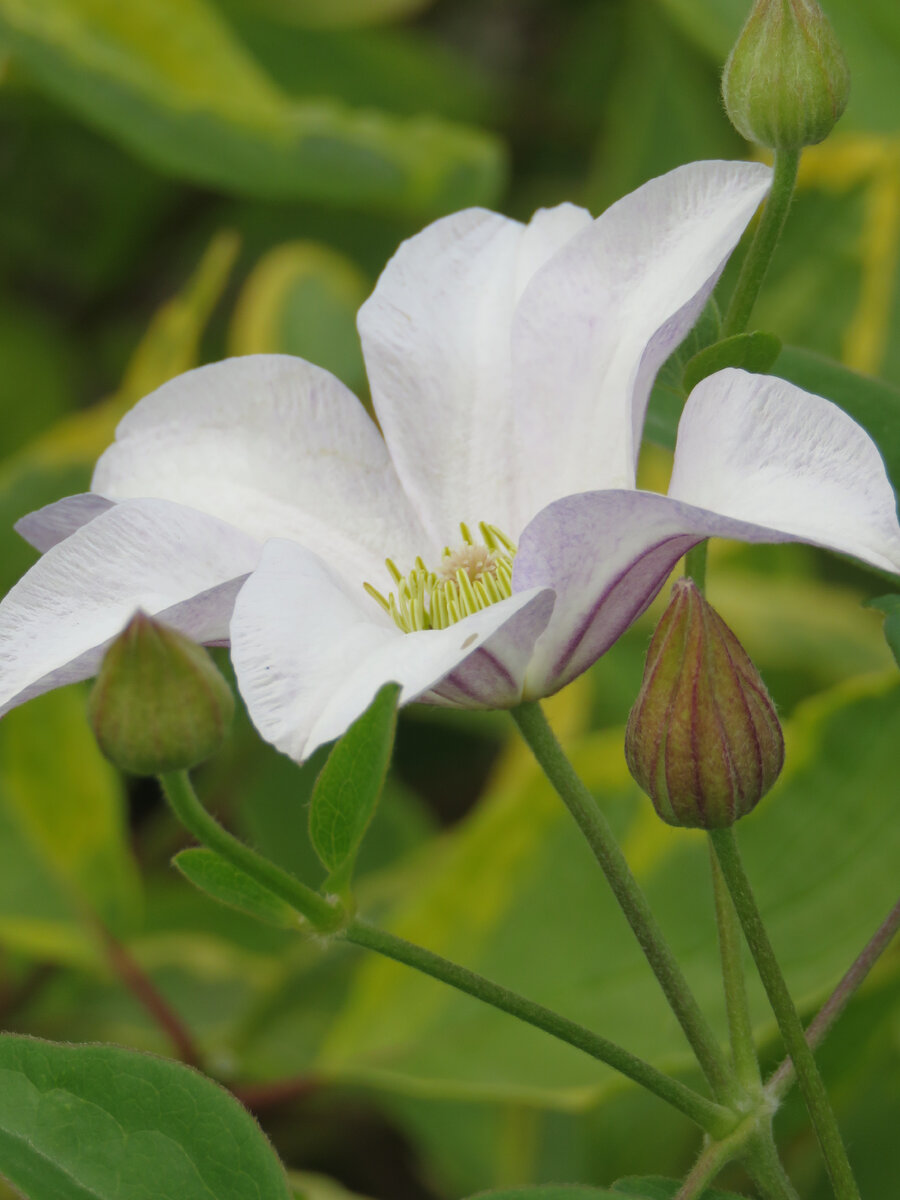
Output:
left=773, top=346, right=900, bottom=492
left=0, top=1034, right=291, bottom=1199
left=289, top=1171, right=374, bottom=1199
left=681, top=331, right=781, bottom=395
left=316, top=673, right=900, bottom=1106
left=467, top=1190, right=620, bottom=1199
left=229, top=241, right=368, bottom=392
left=0, top=688, right=139, bottom=965
left=220, top=0, right=432, bottom=30
left=611, top=1179, right=744, bottom=1199
left=309, top=683, right=400, bottom=892
left=0, top=0, right=503, bottom=214
left=863, top=595, right=900, bottom=668
left=173, top=848, right=301, bottom=929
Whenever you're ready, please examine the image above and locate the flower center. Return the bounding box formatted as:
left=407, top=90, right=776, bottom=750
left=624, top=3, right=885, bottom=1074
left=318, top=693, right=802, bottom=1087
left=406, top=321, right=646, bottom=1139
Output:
left=364, top=522, right=517, bottom=633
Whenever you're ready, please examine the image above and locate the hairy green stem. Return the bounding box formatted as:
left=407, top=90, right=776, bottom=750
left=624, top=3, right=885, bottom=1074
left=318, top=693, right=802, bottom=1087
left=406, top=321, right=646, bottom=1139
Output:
left=343, top=917, right=734, bottom=1136
left=710, top=827, right=860, bottom=1199
left=722, top=148, right=801, bottom=338
left=511, top=701, right=738, bottom=1105
left=769, top=893, right=900, bottom=1101
left=742, top=1127, right=802, bottom=1200
left=709, top=844, right=762, bottom=1093
left=159, top=770, right=342, bottom=932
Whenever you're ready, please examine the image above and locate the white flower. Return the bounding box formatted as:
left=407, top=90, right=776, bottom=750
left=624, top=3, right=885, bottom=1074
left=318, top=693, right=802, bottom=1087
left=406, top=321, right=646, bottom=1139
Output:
left=3, top=161, right=899, bottom=762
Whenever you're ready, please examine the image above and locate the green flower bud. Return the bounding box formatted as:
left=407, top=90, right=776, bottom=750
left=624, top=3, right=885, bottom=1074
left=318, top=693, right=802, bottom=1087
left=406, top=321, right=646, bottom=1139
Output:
left=625, top=579, right=784, bottom=829
left=88, top=612, right=234, bottom=775
left=722, top=0, right=850, bottom=150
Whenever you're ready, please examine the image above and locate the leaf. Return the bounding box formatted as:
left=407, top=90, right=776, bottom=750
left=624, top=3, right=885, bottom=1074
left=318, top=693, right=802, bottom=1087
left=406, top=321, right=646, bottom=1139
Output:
left=773, top=345, right=900, bottom=492
left=229, top=241, right=368, bottom=391
left=681, top=331, right=781, bottom=395
left=611, top=1180, right=745, bottom=1200
left=316, top=673, right=900, bottom=1106
left=863, top=595, right=900, bottom=668
left=0, top=0, right=503, bottom=214
left=309, top=683, right=400, bottom=893
left=0, top=1034, right=291, bottom=1199
left=644, top=299, right=721, bottom=449
left=173, top=848, right=301, bottom=929
left=0, top=688, right=139, bottom=965
left=289, top=1171, right=374, bottom=1199
left=220, top=0, right=433, bottom=30
left=467, top=1190, right=619, bottom=1199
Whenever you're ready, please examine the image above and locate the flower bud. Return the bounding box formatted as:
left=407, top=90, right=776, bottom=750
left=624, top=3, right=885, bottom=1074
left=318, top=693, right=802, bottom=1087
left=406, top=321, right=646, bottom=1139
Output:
left=88, top=612, right=234, bottom=775
left=625, top=579, right=783, bottom=829
left=722, top=0, right=850, bottom=150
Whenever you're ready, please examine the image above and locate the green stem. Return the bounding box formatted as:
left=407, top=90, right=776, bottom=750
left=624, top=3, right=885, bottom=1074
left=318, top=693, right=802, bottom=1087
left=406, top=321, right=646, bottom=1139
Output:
left=709, top=842, right=762, bottom=1093
left=710, top=827, right=860, bottom=1199
left=675, top=1127, right=748, bottom=1200
left=769, top=893, right=900, bottom=1101
left=511, top=702, right=738, bottom=1106
left=742, top=1127, right=802, bottom=1200
left=343, top=917, right=734, bottom=1137
left=722, top=148, right=800, bottom=338
left=684, top=542, right=708, bottom=594
left=159, top=770, right=342, bottom=933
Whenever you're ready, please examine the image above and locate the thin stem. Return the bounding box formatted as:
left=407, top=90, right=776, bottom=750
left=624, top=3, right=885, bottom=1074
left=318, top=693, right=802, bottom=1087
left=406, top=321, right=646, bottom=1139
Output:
left=675, top=1127, right=747, bottom=1200
left=232, top=1075, right=319, bottom=1112
left=159, top=770, right=342, bottom=933
left=684, top=542, right=708, bottom=594
left=709, top=842, right=762, bottom=1092
left=742, top=1127, right=802, bottom=1200
left=96, top=920, right=201, bottom=1068
left=343, top=917, right=735, bottom=1137
left=769, top=893, right=900, bottom=1101
left=511, top=701, right=738, bottom=1106
left=722, top=148, right=801, bottom=338
left=710, top=827, right=860, bottom=1200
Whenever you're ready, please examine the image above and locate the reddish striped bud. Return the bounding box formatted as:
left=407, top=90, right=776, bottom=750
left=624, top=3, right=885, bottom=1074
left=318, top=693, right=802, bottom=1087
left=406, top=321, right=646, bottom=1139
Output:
left=625, top=579, right=784, bottom=829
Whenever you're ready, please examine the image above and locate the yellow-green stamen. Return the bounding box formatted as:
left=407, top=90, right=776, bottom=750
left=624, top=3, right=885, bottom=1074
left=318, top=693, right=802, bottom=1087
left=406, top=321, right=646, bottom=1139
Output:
left=364, top=522, right=517, bottom=633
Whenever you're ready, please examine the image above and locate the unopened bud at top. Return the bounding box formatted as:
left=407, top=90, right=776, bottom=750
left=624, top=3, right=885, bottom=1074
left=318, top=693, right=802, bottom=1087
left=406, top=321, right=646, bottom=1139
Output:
left=625, top=579, right=784, bottom=829
left=722, top=0, right=850, bottom=150
left=88, top=612, right=234, bottom=776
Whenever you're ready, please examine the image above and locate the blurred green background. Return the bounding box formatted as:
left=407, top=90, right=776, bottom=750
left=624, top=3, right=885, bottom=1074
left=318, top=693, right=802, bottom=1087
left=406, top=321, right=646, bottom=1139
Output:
left=0, top=1, right=898, bottom=1197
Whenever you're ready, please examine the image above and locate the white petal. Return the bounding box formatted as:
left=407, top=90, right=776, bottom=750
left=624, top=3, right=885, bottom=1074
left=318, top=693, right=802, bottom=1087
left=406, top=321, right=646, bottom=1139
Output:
left=231, top=539, right=555, bottom=762
left=669, top=369, right=900, bottom=576
left=0, top=499, right=260, bottom=716
left=15, top=494, right=114, bottom=552
left=511, top=160, right=773, bottom=523
left=92, top=355, right=426, bottom=589
left=358, top=205, right=592, bottom=542
left=513, top=484, right=885, bottom=699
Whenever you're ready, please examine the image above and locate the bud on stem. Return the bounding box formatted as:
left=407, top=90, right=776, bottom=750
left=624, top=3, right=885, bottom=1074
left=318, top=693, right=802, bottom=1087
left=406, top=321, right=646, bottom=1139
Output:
left=723, top=0, right=850, bottom=150
left=625, top=580, right=784, bottom=829
left=89, top=612, right=234, bottom=775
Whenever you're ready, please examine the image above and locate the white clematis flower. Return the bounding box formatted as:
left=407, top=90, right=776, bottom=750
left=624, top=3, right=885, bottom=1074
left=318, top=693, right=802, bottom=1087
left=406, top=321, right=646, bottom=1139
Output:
left=3, top=160, right=900, bottom=762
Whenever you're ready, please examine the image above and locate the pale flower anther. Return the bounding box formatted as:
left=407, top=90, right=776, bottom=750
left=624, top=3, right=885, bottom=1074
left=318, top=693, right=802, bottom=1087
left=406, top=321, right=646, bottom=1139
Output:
left=365, top=522, right=516, bottom=633
left=3, top=159, right=900, bottom=762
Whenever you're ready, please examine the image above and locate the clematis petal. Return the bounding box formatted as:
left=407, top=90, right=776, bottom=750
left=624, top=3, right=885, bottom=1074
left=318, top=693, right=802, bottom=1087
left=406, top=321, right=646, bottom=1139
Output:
left=513, top=481, right=899, bottom=700
left=669, top=369, right=900, bottom=575
left=92, top=354, right=427, bottom=589
left=511, top=160, right=772, bottom=524
left=16, top=493, right=114, bottom=552
left=358, top=204, right=592, bottom=543
left=0, top=499, right=260, bottom=717
left=231, top=539, right=555, bottom=762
